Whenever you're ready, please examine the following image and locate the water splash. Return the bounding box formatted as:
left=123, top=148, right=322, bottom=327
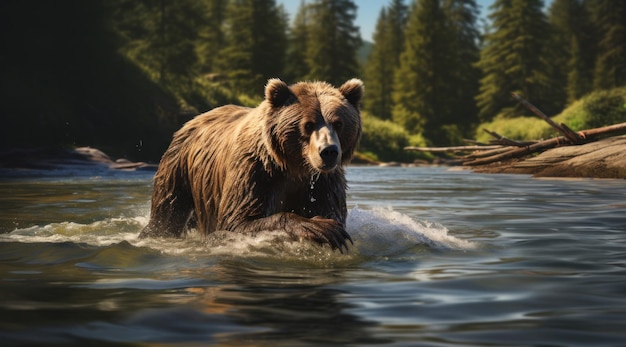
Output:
left=347, top=206, right=477, bottom=256
left=0, top=206, right=476, bottom=262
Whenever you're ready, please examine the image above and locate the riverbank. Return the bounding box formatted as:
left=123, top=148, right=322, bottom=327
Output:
left=2, top=139, right=625, bottom=179
left=0, top=147, right=156, bottom=172
left=469, top=135, right=626, bottom=179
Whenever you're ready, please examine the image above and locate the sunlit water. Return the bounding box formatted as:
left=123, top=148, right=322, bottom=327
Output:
left=1, top=166, right=625, bottom=346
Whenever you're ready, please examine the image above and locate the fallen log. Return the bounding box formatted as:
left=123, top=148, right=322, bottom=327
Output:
left=511, top=93, right=583, bottom=144
left=463, top=136, right=565, bottom=166
left=472, top=135, right=626, bottom=178
left=463, top=139, right=488, bottom=145
left=463, top=146, right=516, bottom=159
left=578, top=122, right=626, bottom=138
left=464, top=122, right=626, bottom=166
left=483, top=129, right=537, bottom=146
left=404, top=145, right=503, bottom=152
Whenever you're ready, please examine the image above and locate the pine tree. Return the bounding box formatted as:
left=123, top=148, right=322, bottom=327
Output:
left=475, top=0, right=555, bottom=121
left=392, top=0, right=479, bottom=144
left=364, top=0, right=407, bottom=120
left=254, top=2, right=289, bottom=81
left=442, top=0, right=481, bottom=137
left=591, top=0, right=626, bottom=90
left=305, top=0, right=362, bottom=86
left=392, top=0, right=450, bottom=138
left=387, top=0, right=409, bottom=66
left=197, top=0, right=228, bottom=75
left=218, top=0, right=288, bottom=92
left=217, top=0, right=255, bottom=91
left=548, top=0, right=594, bottom=104
left=285, top=0, right=310, bottom=82
left=364, top=8, right=392, bottom=119
left=111, top=0, right=206, bottom=85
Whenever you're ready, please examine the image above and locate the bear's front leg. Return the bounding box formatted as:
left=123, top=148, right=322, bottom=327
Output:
left=284, top=214, right=353, bottom=253
left=232, top=213, right=353, bottom=253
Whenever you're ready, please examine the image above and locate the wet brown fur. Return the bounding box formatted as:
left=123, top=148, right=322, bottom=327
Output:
left=140, top=79, right=363, bottom=252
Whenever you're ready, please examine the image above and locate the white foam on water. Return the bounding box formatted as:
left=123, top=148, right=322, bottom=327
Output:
left=0, top=216, right=147, bottom=246
left=0, top=206, right=476, bottom=261
left=347, top=206, right=477, bottom=256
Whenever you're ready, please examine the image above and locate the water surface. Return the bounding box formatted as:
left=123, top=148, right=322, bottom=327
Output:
left=1, top=166, right=625, bottom=346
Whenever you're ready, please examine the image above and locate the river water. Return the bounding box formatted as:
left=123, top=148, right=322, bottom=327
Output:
left=0, top=166, right=625, bottom=346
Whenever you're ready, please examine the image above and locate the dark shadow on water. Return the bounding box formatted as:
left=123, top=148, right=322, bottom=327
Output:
left=0, top=241, right=389, bottom=346
left=188, top=260, right=390, bottom=346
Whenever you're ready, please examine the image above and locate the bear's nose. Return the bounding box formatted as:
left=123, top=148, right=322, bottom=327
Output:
left=320, top=144, right=339, bottom=164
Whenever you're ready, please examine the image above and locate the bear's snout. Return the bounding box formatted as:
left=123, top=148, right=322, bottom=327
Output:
left=309, top=125, right=341, bottom=172
left=320, top=144, right=340, bottom=168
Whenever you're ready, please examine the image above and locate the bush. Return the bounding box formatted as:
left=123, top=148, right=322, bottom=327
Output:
left=474, top=115, right=550, bottom=143
left=474, top=87, right=626, bottom=142
left=548, top=87, right=626, bottom=137
left=359, top=112, right=428, bottom=162
left=551, top=99, right=587, bottom=131
left=576, top=87, right=626, bottom=127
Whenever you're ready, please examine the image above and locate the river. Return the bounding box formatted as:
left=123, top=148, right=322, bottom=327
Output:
left=1, top=166, right=625, bottom=346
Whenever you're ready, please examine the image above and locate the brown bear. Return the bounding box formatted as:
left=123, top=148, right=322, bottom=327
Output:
left=140, top=79, right=363, bottom=252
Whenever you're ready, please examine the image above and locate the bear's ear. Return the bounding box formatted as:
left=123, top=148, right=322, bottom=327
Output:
left=265, top=78, right=296, bottom=107
left=339, top=79, right=364, bottom=109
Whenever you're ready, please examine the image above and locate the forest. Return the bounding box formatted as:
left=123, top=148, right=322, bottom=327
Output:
left=1, top=0, right=625, bottom=163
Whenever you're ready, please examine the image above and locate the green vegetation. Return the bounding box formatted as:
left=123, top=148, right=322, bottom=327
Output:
left=474, top=87, right=626, bottom=143
left=364, top=0, right=625, bottom=160
left=304, top=0, right=362, bottom=86
left=391, top=0, right=479, bottom=145
left=548, top=0, right=595, bottom=103
left=359, top=112, right=428, bottom=162
left=364, top=0, right=407, bottom=121
left=476, top=0, right=557, bottom=121
left=1, top=0, right=626, bottom=163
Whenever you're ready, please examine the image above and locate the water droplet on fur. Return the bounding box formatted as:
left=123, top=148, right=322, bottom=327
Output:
left=309, top=173, right=320, bottom=203
left=309, top=173, right=320, bottom=190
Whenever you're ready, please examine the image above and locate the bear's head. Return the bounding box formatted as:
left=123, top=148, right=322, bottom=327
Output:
left=262, top=79, right=363, bottom=177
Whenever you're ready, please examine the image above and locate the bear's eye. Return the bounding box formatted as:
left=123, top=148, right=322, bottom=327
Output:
left=333, top=120, right=343, bottom=131
left=304, top=121, right=315, bottom=133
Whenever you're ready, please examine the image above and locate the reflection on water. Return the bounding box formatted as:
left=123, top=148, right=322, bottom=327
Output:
left=1, top=166, right=626, bottom=346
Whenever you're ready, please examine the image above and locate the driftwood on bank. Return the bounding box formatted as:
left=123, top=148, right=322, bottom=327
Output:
left=463, top=121, right=626, bottom=166
left=404, top=144, right=503, bottom=153
left=471, top=134, right=626, bottom=178
left=481, top=129, right=536, bottom=147
left=404, top=93, right=626, bottom=174
left=510, top=93, right=583, bottom=144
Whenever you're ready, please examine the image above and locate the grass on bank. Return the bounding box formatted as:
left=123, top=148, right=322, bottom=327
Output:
left=474, top=87, right=626, bottom=143
left=358, top=112, right=432, bottom=163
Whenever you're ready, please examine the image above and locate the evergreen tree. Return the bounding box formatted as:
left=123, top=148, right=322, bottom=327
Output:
left=548, top=0, right=594, bottom=103
left=392, top=0, right=450, bottom=138
left=475, top=0, right=555, bottom=121
left=392, top=0, right=479, bottom=144
left=217, top=0, right=255, bottom=91
left=387, top=0, right=409, bottom=66
left=218, top=0, right=288, bottom=92
left=285, top=0, right=310, bottom=82
left=197, top=0, right=228, bottom=75
left=442, top=0, right=481, bottom=136
left=305, top=0, right=362, bottom=86
left=111, top=0, right=206, bottom=85
left=365, top=8, right=392, bottom=119
left=364, top=0, right=407, bottom=120
left=591, top=0, right=626, bottom=90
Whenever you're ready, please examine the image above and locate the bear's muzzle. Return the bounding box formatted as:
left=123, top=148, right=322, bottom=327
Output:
left=310, top=125, right=341, bottom=172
